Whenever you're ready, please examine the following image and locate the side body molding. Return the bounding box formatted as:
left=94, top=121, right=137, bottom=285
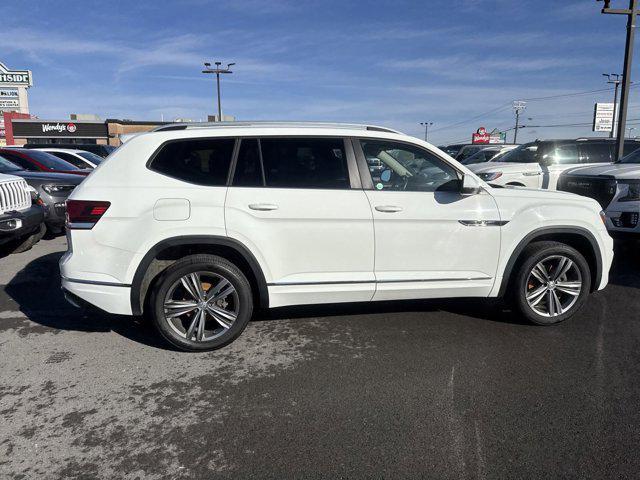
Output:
left=497, top=226, right=603, bottom=297
left=130, top=235, right=269, bottom=315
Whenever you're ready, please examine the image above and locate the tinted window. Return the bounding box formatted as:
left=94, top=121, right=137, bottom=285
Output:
left=578, top=143, right=612, bottom=163
left=48, top=151, right=88, bottom=168
left=149, top=139, right=235, bottom=186
left=547, top=144, right=579, bottom=164
left=623, top=141, right=640, bottom=157
left=461, top=148, right=500, bottom=165
left=78, top=151, right=104, bottom=165
left=500, top=143, right=541, bottom=163
left=233, top=139, right=263, bottom=187
left=0, top=155, right=23, bottom=173
left=0, top=152, right=37, bottom=170
left=22, top=149, right=80, bottom=170
left=260, top=138, right=349, bottom=189
left=360, top=140, right=459, bottom=192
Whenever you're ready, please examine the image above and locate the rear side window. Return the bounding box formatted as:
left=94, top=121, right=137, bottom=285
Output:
left=578, top=143, right=612, bottom=163
left=149, top=139, right=235, bottom=186
left=259, top=138, right=349, bottom=189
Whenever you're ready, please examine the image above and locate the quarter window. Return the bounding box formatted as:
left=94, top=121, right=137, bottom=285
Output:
left=260, top=138, right=349, bottom=189
left=359, top=140, right=459, bottom=192
left=149, top=139, right=235, bottom=186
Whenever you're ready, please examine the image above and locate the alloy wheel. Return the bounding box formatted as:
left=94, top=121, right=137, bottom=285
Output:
left=525, top=255, right=583, bottom=318
left=163, top=271, right=239, bottom=342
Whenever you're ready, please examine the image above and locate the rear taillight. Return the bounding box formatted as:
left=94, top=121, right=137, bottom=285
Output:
left=66, top=200, right=111, bottom=229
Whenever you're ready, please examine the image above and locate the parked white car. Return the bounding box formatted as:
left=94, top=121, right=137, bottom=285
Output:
left=37, top=148, right=104, bottom=169
left=468, top=138, right=640, bottom=189
left=558, top=148, right=640, bottom=239
left=60, top=122, right=614, bottom=351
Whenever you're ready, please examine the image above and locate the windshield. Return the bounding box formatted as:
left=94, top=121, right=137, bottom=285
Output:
left=619, top=147, right=640, bottom=164
left=77, top=151, right=103, bottom=165
left=0, top=155, right=23, bottom=173
left=498, top=143, right=540, bottom=163
left=23, top=150, right=81, bottom=170
left=460, top=148, right=500, bottom=165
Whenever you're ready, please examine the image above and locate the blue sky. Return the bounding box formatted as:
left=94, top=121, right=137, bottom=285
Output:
left=3, top=0, right=639, bottom=144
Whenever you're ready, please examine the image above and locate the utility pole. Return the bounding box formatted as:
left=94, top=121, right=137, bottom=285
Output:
left=603, top=73, right=622, bottom=138
left=420, top=122, right=433, bottom=142
left=513, top=101, right=527, bottom=143
left=599, top=0, right=638, bottom=160
left=202, top=61, right=235, bottom=121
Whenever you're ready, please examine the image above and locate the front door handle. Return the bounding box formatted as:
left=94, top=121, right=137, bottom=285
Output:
left=249, top=203, right=278, bottom=211
left=375, top=205, right=403, bottom=213
left=523, top=172, right=541, bottom=176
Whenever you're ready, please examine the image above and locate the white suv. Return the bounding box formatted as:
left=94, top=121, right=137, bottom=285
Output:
left=468, top=138, right=640, bottom=189
left=558, top=147, right=640, bottom=239
left=60, top=123, right=614, bottom=351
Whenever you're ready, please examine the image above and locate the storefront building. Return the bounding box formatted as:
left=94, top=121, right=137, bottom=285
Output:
left=6, top=118, right=168, bottom=146
left=8, top=119, right=110, bottom=145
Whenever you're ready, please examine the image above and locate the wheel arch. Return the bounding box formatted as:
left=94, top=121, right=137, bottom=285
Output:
left=130, top=235, right=269, bottom=315
left=497, top=226, right=602, bottom=297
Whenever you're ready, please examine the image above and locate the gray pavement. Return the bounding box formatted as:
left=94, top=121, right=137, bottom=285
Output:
left=1, top=236, right=639, bottom=479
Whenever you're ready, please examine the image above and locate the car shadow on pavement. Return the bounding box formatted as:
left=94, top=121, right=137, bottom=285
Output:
left=5, top=241, right=638, bottom=350
left=3, top=251, right=172, bottom=350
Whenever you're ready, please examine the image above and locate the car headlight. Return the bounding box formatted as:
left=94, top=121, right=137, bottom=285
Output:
left=42, top=184, right=76, bottom=195
left=478, top=172, right=503, bottom=181
left=619, top=182, right=640, bottom=202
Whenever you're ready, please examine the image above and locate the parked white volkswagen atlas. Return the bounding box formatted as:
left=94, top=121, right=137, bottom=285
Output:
left=468, top=138, right=640, bottom=189
left=558, top=146, right=640, bottom=239
left=59, top=123, right=614, bottom=351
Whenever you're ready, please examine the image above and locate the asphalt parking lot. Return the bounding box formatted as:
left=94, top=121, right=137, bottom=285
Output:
left=1, top=237, right=639, bottom=479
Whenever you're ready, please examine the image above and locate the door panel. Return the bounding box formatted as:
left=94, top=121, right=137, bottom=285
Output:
left=366, top=190, right=500, bottom=300
left=225, top=136, right=375, bottom=308
left=354, top=138, right=501, bottom=301
left=225, top=188, right=375, bottom=306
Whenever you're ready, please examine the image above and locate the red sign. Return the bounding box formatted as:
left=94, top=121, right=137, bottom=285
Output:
left=472, top=126, right=490, bottom=144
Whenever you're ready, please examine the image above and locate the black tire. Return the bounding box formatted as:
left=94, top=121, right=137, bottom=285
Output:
left=7, top=223, right=46, bottom=254
left=150, top=254, right=253, bottom=351
left=511, top=241, right=591, bottom=325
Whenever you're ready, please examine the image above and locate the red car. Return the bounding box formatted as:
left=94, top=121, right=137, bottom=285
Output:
left=0, top=148, right=90, bottom=176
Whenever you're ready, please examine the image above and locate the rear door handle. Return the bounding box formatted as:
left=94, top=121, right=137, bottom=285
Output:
left=375, top=205, right=403, bottom=213
left=248, top=203, right=278, bottom=211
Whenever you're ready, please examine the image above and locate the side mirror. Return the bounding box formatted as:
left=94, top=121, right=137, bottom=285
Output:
left=461, top=174, right=482, bottom=195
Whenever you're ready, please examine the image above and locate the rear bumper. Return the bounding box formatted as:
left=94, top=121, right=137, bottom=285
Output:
left=0, top=205, right=44, bottom=244
left=61, top=277, right=133, bottom=315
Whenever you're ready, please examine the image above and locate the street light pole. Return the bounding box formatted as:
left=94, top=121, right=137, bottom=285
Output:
left=513, top=101, right=527, bottom=143
left=420, top=122, right=433, bottom=142
left=599, top=0, right=639, bottom=159
left=603, top=73, right=622, bottom=138
left=202, top=61, right=235, bottom=121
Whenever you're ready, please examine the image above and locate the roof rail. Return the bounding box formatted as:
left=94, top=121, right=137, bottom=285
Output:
left=152, top=121, right=404, bottom=135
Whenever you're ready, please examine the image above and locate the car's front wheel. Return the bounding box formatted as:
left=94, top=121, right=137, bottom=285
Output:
left=513, top=241, right=591, bottom=325
left=150, top=254, right=253, bottom=351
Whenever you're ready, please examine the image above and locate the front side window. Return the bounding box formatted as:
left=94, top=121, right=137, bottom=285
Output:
left=500, top=143, right=540, bottom=163
left=260, top=138, right=349, bottom=189
left=360, top=140, right=459, bottom=192
left=149, top=138, right=235, bottom=186
left=78, top=151, right=104, bottom=165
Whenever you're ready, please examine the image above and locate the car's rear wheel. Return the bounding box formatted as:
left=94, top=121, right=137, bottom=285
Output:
left=150, top=254, right=253, bottom=351
left=512, top=241, right=591, bottom=325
